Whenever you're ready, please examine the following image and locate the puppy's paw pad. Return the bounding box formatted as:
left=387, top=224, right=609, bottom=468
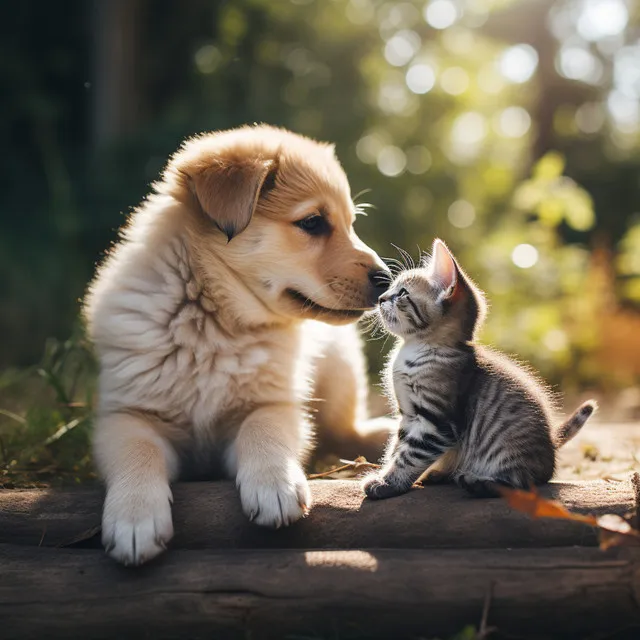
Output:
left=239, top=462, right=311, bottom=529
left=102, top=484, right=173, bottom=566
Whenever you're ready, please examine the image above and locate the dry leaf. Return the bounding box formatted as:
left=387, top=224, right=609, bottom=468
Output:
left=597, top=514, right=640, bottom=550
left=498, top=485, right=640, bottom=550
left=497, top=485, right=597, bottom=526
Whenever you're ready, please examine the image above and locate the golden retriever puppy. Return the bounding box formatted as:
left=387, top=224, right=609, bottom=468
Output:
left=84, top=125, right=390, bottom=565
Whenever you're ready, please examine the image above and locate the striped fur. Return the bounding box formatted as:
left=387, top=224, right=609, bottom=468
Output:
left=364, top=239, right=596, bottom=500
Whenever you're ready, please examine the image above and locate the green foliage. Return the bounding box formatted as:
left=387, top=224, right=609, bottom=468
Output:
left=618, top=221, right=640, bottom=302
left=514, top=152, right=595, bottom=231
left=3, top=0, right=640, bottom=461
left=0, top=329, right=96, bottom=487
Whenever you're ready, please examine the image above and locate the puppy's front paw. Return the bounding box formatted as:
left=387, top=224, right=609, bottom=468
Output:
left=101, top=482, right=173, bottom=566
left=363, top=474, right=406, bottom=500
left=237, top=460, right=311, bottom=528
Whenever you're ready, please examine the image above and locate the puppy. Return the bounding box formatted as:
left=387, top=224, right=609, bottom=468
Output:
left=84, top=125, right=390, bottom=565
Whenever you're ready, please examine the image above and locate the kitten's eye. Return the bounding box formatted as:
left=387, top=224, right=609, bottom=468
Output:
left=397, top=288, right=409, bottom=298
left=294, top=214, right=330, bottom=236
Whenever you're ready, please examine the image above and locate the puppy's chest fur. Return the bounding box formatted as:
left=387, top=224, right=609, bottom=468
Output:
left=94, top=244, right=311, bottom=441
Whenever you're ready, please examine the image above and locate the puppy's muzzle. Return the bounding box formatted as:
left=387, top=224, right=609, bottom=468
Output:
left=367, top=269, right=391, bottom=306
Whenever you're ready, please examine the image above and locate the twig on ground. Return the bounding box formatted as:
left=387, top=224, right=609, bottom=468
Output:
left=43, top=417, right=84, bottom=447
left=56, top=525, right=102, bottom=548
left=308, top=456, right=380, bottom=480
left=478, top=581, right=496, bottom=639
left=0, top=409, right=26, bottom=425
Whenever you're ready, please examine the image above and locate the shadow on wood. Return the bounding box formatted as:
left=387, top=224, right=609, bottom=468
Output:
left=1, top=544, right=639, bottom=639
left=0, top=479, right=633, bottom=550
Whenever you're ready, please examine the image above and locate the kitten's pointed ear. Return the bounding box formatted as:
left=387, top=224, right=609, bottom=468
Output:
left=428, top=239, right=458, bottom=293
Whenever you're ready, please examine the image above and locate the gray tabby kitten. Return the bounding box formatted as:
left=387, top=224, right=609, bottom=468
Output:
left=364, top=238, right=596, bottom=499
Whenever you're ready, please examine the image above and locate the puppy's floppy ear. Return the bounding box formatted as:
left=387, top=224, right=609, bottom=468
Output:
left=188, top=156, right=277, bottom=242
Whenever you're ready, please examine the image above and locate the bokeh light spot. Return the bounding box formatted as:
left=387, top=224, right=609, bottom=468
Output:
left=356, top=132, right=387, bottom=164
left=195, top=45, right=222, bottom=74
left=614, top=46, right=640, bottom=99
left=424, top=0, right=459, bottom=30
left=378, top=77, right=412, bottom=115
left=512, top=244, right=539, bottom=269
left=543, top=329, right=568, bottom=352
left=608, top=90, right=640, bottom=133
left=448, top=200, right=476, bottom=228
left=495, top=106, right=531, bottom=138
left=384, top=30, right=421, bottom=66
left=577, top=0, right=628, bottom=41
left=499, top=44, right=538, bottom=84
left=448, top=111, right=487, bottom=163
left=452, top=111, right=486, bottom=145
left=406, top=63, right=436, bottom=94
left=377, top=146, right=407, bottom=177
left=556, top=46, right=603, bottom=84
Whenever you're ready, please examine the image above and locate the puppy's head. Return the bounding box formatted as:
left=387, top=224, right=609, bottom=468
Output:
left=164, top=125, right=389, bottom=325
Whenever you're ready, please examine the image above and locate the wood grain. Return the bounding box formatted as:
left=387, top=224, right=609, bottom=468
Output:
left=1, top=544, right=639, bottom=639
left=0, top=479, right=632, bottom=550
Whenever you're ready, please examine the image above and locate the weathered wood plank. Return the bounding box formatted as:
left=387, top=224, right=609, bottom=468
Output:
left=1, top=544, right=639, bottom=639
left=0, top=480, right=632, bottom=550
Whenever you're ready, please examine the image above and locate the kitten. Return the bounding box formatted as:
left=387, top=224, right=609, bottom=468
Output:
left=363, top=238, right=596, bottom=499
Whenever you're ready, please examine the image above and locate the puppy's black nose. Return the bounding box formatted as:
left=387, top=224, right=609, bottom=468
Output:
left=367, top=269, right=391, bottom=305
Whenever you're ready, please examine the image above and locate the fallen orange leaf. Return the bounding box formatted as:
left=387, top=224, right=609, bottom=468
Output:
left=496, top=485, right=597, bottom=526
left=498, top=485, right=640, bottom=550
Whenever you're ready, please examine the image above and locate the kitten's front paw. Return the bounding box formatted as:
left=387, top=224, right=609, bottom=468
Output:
left=101, top=482, right=173, bottom=566
left=237, top=460, right=311, bottom=528
left=363, top=474, right=407, bottom=500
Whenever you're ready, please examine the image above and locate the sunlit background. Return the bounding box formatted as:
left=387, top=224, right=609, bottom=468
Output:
left=3, top=0, right=640, bottom=480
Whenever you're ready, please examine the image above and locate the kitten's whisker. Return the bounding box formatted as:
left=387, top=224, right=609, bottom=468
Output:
left=382, top=256, right=405, bottom=276
left=390, top=244, right=416, bottom=271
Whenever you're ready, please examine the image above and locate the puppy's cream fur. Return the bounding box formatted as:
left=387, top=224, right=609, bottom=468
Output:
left=85, top=125, right=389, bottom=566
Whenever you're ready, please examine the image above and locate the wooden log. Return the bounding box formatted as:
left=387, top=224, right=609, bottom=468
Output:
left=0, top=480, right=632, bottom=550
left=1, top=544, right=639, bottom=639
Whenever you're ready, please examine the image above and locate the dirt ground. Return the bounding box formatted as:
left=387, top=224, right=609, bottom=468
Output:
left=556, top=421, right=640, bottom=481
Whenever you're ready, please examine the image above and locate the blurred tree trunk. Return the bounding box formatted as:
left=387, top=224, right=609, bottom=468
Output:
left=482, top=0, right=595, bottom=163
left=91, top=0, right=145, bottom=150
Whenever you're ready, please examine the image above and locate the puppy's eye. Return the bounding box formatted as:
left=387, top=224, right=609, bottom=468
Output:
left=295, top=214, right=330, bottom=236
left=397, top=288, right=409, bottom=298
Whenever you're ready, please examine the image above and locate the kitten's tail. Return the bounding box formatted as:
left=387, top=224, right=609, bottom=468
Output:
left=554, top=400, right=598, bottom=448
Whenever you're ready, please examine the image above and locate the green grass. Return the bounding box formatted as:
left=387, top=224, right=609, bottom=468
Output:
left=0, top=327, right=97, bottom=487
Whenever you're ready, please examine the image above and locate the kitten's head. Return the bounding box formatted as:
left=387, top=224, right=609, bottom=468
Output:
left=378, top=239, right=486, bottom=343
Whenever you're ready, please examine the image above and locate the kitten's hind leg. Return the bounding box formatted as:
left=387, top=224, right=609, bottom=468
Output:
left=455, top=469, right=529, bottom=499
left=419, top=448, right=459, bottom=485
